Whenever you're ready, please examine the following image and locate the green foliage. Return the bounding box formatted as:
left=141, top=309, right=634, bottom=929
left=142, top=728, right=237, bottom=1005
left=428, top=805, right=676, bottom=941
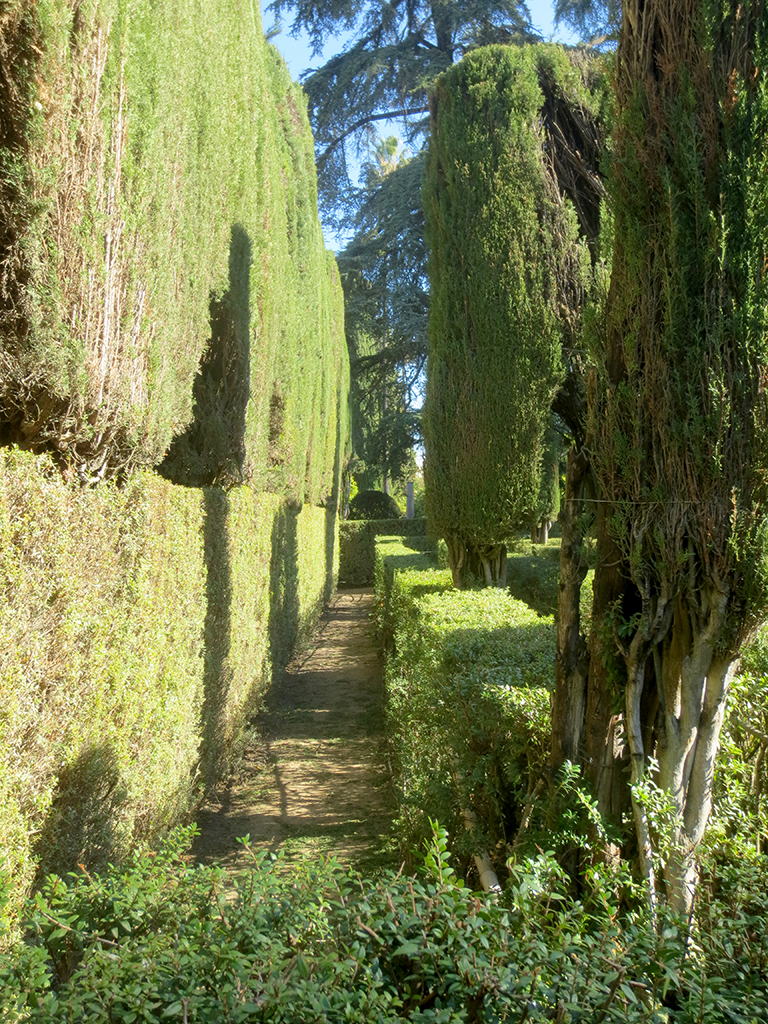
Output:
left=339, top=141, right=426, bottom=492
left=270, top=0, right=538, bottom=227
left=0, top=448, right=337, bottom=940
left=530, top=420, right=564, bottom=533
left=712, top=670, right=768, bottom=856
left=505, top=539, right=562, bottom=618
left=554, top=0, right=621, bottom=47
left=347, top=490, right=403, bottom=521
left=564, top=3, right=768, bottom=910
left=0, top=1, right=349, bottom=494
left=338, top=517, right=428, bottom=584
left=5, top=823, right=768, bottom=1021
left=374, top=539, right=554, bottom=875
left=423, top=45, right=582, bottom=583
left=372, top=537, right=441, bottom=648
left=590, top=3, right=768, bottom=646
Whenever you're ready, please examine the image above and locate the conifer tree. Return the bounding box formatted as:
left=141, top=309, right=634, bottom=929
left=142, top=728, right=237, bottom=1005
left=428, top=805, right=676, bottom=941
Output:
left=338, top=139, right=425, bottom=493
left=423, top=45, right=581, bottom=587
left=554, top=0, right=768, bottom=915
left=268, top=0, right=538, bottom=225
left=554, top=0, right=620, bottom=47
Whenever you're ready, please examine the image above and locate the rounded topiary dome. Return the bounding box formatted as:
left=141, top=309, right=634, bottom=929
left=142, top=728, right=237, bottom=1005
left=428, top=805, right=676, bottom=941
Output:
left=348, top=490, right=402, bottom=520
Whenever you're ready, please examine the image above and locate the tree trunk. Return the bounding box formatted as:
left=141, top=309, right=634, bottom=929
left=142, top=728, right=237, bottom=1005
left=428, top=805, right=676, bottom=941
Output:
left=654, top=590, right=734, bottom=916
left=551, top=445, right=591, bottom=768
left=583, top=501, right=631, bottom=827
left=531, top=521, right=549, bottom=544
left=444, top=533, right=507, bottom=589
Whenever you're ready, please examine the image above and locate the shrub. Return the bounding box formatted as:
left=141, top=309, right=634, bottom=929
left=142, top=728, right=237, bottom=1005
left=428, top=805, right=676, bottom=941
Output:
left=347, top=490, right=403, bottom=521
left=3, top=823, right=767, bottom=1022
left=505, top=538, right=562, bottom=617
left=338, top=517, right=427, bottom=585
left=375, top=538, right=554, bottom=878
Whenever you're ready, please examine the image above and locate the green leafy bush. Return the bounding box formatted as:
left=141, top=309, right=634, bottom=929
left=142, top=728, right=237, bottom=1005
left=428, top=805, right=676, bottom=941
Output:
left=711, top=670, right=768, bottom=857
left=375, top=539, right=554, bottom=877
left=372, top=537, right=440, bottom=649
left=3, top=824, right=767, bottom=1022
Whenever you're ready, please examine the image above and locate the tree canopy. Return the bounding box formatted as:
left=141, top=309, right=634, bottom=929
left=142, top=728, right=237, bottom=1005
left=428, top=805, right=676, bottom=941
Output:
left=554, top=0, right=620, bottom=47
left=337, top=139, right=425, bottom=492
left=268, top=0, right=540, bottom=225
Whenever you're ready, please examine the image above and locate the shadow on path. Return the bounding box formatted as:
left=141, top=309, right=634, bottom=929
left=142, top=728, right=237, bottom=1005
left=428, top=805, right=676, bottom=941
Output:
left=191, top=587, right=395, bottom=875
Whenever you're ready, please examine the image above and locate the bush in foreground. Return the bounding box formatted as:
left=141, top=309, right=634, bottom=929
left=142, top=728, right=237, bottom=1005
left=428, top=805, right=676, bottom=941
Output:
left=2, top=824, right=767, bottom=1022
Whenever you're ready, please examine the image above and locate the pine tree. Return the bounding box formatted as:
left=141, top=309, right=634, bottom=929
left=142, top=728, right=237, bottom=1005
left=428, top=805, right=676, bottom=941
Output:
left=554, top=0, right=620, bottom=47
left=338, top=139, right=425, bottom=493
left=268, top=0, right=538, bottom=225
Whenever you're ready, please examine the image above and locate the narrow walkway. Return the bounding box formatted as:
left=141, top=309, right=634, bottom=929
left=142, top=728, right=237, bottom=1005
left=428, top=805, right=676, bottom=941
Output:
left=191, top=587, right=395, bottom=874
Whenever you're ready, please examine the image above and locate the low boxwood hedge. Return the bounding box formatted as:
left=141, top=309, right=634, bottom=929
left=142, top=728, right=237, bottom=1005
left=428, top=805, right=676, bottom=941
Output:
left=374, top=537, right=554, bottom=880
left=339, top=518, right=428, bottom=585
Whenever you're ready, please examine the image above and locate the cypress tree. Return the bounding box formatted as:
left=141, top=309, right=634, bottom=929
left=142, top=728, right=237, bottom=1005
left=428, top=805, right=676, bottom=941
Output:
left=565, top=0, right=768, bottom=914
left=423, top=45, right=579, bottom=587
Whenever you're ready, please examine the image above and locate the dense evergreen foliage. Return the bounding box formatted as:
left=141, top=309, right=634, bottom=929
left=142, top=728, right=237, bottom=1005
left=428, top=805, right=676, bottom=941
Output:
left=377, top=539, right=552, bottom=867
left=0, top=448, right=339, bottom=937
left=423, top=45, right=585, bottom=588
left=0, top=0, right=350, bottom=940
left=0, top=0, right=348, bottom=494
left=553, top=0, right=768, bottom=915
left=269, top=0, right=543, bottom=503
left=338, top=517, right=428, bottom=583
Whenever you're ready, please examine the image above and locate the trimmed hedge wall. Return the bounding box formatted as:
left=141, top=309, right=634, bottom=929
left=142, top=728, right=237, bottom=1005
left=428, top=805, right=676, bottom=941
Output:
left=0, top=449, right=337, bottom=936
left=0, top=1, right=349, bottom=493
left=374, top=536, right=554, bottom=878
left=339, top=518, right=428, bottom=584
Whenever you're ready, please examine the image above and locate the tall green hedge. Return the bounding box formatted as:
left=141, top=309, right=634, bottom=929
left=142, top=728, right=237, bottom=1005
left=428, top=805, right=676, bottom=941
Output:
left=423, top=45, right=579, bottom=587
left=373, top=537, right=553, bottom=872
left=0, top=448, right=337, bottom=938
left=0, top=0, right=348, bottom=494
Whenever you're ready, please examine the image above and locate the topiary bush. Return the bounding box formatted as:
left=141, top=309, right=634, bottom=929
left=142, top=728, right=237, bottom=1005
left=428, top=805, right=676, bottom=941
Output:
left=347, top=490, right=403, bottom=521
left=423, top=45, right=584, bottom=586
left=0, top=1, right=349, bottom=493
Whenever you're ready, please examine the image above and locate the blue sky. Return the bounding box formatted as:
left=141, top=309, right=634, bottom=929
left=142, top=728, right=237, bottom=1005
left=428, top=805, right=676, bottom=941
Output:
left=262, top=1, right=577, bottom=79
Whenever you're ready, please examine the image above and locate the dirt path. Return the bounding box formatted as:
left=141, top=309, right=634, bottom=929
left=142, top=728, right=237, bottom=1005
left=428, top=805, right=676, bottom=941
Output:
left=191, top=586, right=395, bottom=875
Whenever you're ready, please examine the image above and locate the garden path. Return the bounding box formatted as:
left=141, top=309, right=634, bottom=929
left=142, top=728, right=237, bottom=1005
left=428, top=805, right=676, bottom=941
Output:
left=191, top=586, right=395, bottom=874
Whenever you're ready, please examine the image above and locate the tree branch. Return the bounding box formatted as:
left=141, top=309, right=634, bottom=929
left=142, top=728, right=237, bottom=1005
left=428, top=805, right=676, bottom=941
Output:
left=317, top=108, right=429, bottom=169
